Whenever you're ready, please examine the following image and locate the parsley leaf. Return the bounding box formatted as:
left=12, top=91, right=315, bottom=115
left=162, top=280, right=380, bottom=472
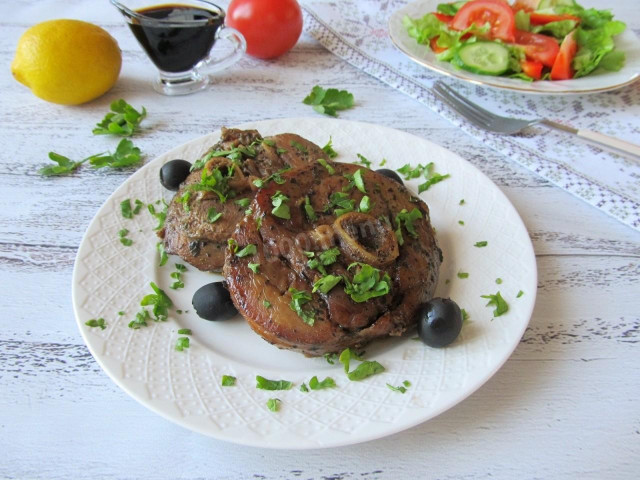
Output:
left=236, top=244, right=257, bottom=258
left=394, top=208, right=423, bottom=245
left=266, top=398, right=281, bottom=412
left=347, top=361, right=385, bottom=381
left=355, top=153, right=372, bottom=168
left=234, top=198, right=250, bottom=208
left=338, top=347, right=364, bottom=374
left=228, top=238, right=238, bottom=254
left=271, top=191, right=291, bottom=219
left=118, top=228, right=133, bottom=246
left=175, top=337, right=190, bottom=351
left=457, top=272, right=469, bottom=279
left=39, top=151, right=90, bottom=177
left=481, top=291, right=509, bottom=317
left=396, top=162, right=449, bottom=192
left=517, top=290, right=524, bottom=298
left=256, top=376, right=293, bottom=390
left=157, top=242, right=168, bottom=267
left=288, top=287, right=315, bottom=326
left=304, top=195, right=317, bottom=221
left=312, top=274, right=342, bottom=294
left=252, top=167, right=291, bottom=188
left=461, top=309, right=469, bottom=323
left=85, top=318, right=106, bottom=330
left=290, top=140, right=308, bottom=154
left=120, top=199, right=134, bottom=219
left=317, top=157, right=335, bottom=175
left=353, top=169, right=366, bottom=193
left=328, top=192, right=355, bottom=216
left=177, top=328, right=191, bottom=335
left=343, top=262, right=392, bottom=303
left=148, top=200, right=168, bottom=230
left=474, top=241, right=488, bottom=247
left=248, top=262, right=260, bottom=273
left=309, top=376, right=336, bottom=390
left=89, top=139, right=142, bottom=169
left=221, top=375, right=236, bottom=386
left=387, top=383, right=407, bottom=393
left=128, top=309, right=150, bottom=329
left=306, top=247, right=340, bottom=274
left=359, top=195, right=371, bottom=213
left=207, top=207, right=223, bottom=223
left=300, top=383, right=309, bottom=392
left=324, top=353, right=338, bottom=365
left=93, top=99, right=147, bottom=137
left=322, top=137, right=338, bottom=158
left=140, top=282, right=173, bottom=321
left=419, top=172, right=450, bottom=193
left=262, top=299, right=272, bottom=308
left=302, top=85, right=355, bottom=117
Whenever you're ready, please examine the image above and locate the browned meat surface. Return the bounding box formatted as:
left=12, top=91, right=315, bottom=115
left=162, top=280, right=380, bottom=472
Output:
left=160, top=128, right=326, bottom=271
left=224, top=162, right=442, bottom=356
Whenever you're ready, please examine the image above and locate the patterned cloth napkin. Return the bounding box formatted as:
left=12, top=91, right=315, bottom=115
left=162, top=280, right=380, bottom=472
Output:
left=301, top=0, right=640, bottom=232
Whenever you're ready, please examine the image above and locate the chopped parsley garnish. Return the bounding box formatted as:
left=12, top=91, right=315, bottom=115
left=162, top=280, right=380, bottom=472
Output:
left=288, top=287, right=315, bottom=326
left=517, top=290, right=524, bottom=298
left=304, top=196, right=317, bottom=221
left=256, top=216, right=263, bottom=230
left=118, top=228, right=133, bottom=246
left=302, top=85, right=355, bottom=117
left=266, top=398, right=281, bottom=412
left=338, top=348, right=363, bottom=373
left=256, top=375, right=293, bottom=390
left=394, top=208, right=423, bottom=246
left=140, top=282, right=173, bottom=322
left=169, top=264, right=186, bottom=290
left=309, top=376, right=336, bottom=390
left=175, top=337, right=190, bottom=352
left=379, top=158, right=387, bottom=166
left=290, top=140, right=308, bottom=154
left=343, top=262, right=391, bottom=303
left=147, top=200, right=168, bottom=231
left=277, top=148, right=288, bottom=154
left=322, top=137, right=338, bottom=158
left=461, top=309, right=469, bottom=323
left=324, top=353, right=338, bottom=365
left=353, top=169, right=366, bottom=193
left=355, top=153, right=372, bottom=168
left=236, top=244, right=257, bottom=258
left=386, top=383, right=408, bottom=393
left=459, top=199, right=465, bottom=205
left=191, top=141, right=259, bottom=171
left=228, top=238, right=238, bottom=254
left=207, top=207, right=223, bottom=223
left=359, top=195, right=372, bottom=213
left=248, top=263, right=260, bottom=273
left=93, top=99, right=146, bottom=137
left=121, top=199, right=134, bottom=219
left=312, top=274, right=342, bottom=294
left=252, top=167, right=291, bottom=188
left=189, top=165, right=235, bottom=203
left=317, top=157, right=335, bottom=174
left=262, top=299, right=272, bottom=308
left=118, top=311, right=125, bottom=316
left=221, top=375, right=236, bottom=386
left=177, top=328, right=191, bottom=335
left=300, top=383, right=309, bottom=392
left=347, top=361, right=385, bottom=381
left=397, top=163, right=427, bottom=180
left=481, top=291, right=509, bottom=317
left=175, top=264, right=186, bottom=272
left=262, top=138, right=276, bottom=147
left=496, top=278, right=503, bottom=284
left=328, top=191, right=355, bottom=216
left=419, top=172, right=450, bottom=192
left=85, top=318, right=106, bottom=330
left=128, top=309, right=150, bottom=329
left=89, top=139, right=142, bottom=169
left=458, top=220, right=464, bottom=226
left=457, top=272, right=469, bottom=279
left=271, top=191, right=291, bottom=219
left=474, top=241, right=488, bottom=247
left=403, top=380, right=411, bottom=387
left=396, top=162, right=449, bottom=193
left=157, top=242, right=168, bottom=267
left=306, top=247, right=340, bottom=274
left=234, top=198, right=250, bottom=208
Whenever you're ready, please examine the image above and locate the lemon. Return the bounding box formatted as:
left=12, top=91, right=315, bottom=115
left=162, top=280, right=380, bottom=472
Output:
left=11, top=19, right=122, bottom=105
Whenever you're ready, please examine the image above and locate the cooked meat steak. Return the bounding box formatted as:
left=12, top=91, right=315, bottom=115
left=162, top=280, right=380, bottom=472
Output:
left=159, top=128, right=326, bottom=271
left=224, top=162, right=442, bottom=356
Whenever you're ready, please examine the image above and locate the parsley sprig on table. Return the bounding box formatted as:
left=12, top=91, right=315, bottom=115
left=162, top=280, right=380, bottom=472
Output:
left=93, top=99, right=147, bottom=137
left=303, top=85, right=355, bottom=117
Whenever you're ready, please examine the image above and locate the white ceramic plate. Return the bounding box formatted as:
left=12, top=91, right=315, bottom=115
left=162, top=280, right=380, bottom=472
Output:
left=389, top=0, right=640, bottom=94
left=72, top=117, right=537, bottom=449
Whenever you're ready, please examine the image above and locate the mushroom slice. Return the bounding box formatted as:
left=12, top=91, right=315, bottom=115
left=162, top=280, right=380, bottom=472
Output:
left=333, top=212, right=399, bottom=267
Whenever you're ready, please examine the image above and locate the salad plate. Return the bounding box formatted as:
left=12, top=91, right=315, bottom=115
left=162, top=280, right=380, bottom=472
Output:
left=389, top=0, right=640, bottom=94
left=72, top=117, right=537, bottom=449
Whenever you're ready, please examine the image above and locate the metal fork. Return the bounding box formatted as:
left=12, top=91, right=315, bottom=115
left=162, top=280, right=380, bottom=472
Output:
left=432, top=81, right=640, bottom=158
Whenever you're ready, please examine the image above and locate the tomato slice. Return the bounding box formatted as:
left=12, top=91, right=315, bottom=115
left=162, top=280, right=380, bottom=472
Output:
left=451, top=0, right=516, bottom=43
left=529, top=12, right=581, bottom=25
left=550, top=30, right=578, bottom=80
left=520, top=59, right=543, bottom=79
left=433, top=13, right=454, bottom=24
left=430, top=36, right=448, bottom=54
left=513, top=30, right=559, bottom=67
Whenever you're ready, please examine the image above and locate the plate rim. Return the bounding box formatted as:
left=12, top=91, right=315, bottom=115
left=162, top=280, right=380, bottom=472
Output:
left=71, top=116, right=538, bottom=449
left=389, top=0, right=640, bottom=95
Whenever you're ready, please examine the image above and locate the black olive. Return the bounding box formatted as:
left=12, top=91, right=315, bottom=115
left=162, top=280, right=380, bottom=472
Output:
left=416, top=297, right=462, bottom=348
left=375, top=168, right=403, bottom=185
left=192, top=282, right=237, bottom=321
left=160, top=159, right=192, bottom=191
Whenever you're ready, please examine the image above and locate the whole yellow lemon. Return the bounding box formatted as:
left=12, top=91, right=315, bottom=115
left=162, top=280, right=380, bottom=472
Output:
left=11, top=19, right=122, bottom=105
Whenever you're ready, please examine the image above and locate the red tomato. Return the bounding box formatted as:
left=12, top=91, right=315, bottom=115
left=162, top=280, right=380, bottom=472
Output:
left=550, top=30, right=578, bottom=80
left=514, top=30, right=559, bottom=67
left=520, top=59, right=543, bottom=79
left=451, top=0, right=516, bottom=42
left=226, top=0, right=303, bottom=59
left=430, top=36, right=448, bottom=53
left=529, top=12, right=581, bottom=25
left=433, top=13, right=454, bottom=24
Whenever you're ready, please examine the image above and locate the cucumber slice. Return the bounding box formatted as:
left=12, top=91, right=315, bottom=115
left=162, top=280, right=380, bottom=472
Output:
left=454, top=42, right=510, bottom=76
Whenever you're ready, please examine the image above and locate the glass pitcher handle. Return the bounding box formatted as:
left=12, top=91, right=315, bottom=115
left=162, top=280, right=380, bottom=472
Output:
left=206, top=26, right=246, bottom=72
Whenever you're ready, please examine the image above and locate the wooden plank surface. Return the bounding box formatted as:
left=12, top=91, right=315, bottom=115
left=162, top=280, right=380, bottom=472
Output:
left=1, top=0, right=639, bottom=479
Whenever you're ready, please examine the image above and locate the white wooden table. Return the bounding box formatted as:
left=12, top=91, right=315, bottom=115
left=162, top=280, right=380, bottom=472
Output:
left=1, top=1, right=639, bottom=478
